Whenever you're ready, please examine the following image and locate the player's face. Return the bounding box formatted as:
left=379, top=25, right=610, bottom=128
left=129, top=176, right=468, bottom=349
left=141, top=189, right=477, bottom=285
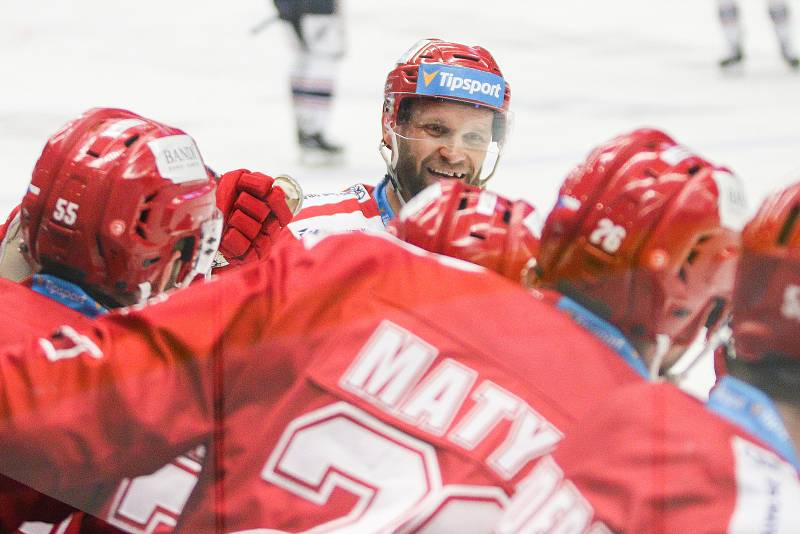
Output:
left=392, top=100, right=495, bottom=202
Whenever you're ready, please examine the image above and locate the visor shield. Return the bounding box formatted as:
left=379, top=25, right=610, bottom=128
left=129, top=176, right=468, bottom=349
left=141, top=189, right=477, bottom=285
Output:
left=387, top=94, right=513, bottom=186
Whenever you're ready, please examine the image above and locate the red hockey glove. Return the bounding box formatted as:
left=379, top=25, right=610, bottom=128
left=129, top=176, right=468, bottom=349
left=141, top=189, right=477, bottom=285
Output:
left=215, top=169, right=303, bottom=267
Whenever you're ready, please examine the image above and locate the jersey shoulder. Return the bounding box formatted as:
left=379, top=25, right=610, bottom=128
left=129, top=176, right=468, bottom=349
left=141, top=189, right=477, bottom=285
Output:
left=289, top=183, right=383, bottom=237
left=0, top=278, right=91, bottom=342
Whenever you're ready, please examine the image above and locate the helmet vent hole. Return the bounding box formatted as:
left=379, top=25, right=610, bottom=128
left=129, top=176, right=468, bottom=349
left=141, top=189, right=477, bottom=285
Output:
left=139, top=209, right=151, bottom=224
left=469, top=232, right=486, bottom=240
left=142, top=256, right=160, bottom=268
left=686, top=250, right=699, bottom=265
left=453, top=53, right=479, bottom=62
left=86, top=149, right=101, bottom=158
left=687, top=164, right=701, bottom=175
left=502, top=210, right=512, bottom=224
left=124, top=134, right=140, bottom=148
left=678, top=266, right=688, bottom=282
left=135, top=226, right=147, bottom=239
left=458, top=198, right=469, bottom=210
left=777, top=204, right=800, bottom=246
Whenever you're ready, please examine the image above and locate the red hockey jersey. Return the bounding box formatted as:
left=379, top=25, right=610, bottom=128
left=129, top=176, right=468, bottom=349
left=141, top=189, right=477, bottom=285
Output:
left=0, top=232, right=646, bottom=533
left=498, top=379, right=800, bottom=534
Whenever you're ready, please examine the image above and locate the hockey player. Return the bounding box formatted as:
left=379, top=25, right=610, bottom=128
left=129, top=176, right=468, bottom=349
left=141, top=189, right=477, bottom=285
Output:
left=497, top=181, right=800, bottom=534
left=0, top=129, right=741, bottom=532
left=272, top=0, right=346, bottom=162
left=0, top=107, right=222, bottom=533
left=215, top=38, right=512, bottom=265
left=718, top=0, right=800, bottom=68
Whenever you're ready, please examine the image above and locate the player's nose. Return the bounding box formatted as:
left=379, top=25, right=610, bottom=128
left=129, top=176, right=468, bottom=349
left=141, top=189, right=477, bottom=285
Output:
left=438, top=143, right=468, bottom=166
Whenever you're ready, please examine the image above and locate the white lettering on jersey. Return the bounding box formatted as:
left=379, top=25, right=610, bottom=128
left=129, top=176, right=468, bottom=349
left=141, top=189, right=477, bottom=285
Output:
left=488, top=408, right=563, bottom=480
left=39, top=325, right=102, bottom=362
left=780, top=284, right=800, bottom=321
left=342, top=320, right=439, bottom=408
left=729, top=436, right=800, bottom=534
left=341, top=321, right=562, bottom=480
left=398, top=359, right=478, bottom=436
left=497, top=455, right=610, bottom=534
left=450, top=383, right=521, bottom=450
left=106, top=447, right=204, bottom=533
left=18, top=517, right=74, bottom=534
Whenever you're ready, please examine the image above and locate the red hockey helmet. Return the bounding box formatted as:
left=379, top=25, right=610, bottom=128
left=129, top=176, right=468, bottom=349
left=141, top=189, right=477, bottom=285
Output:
left=538, top=128, right=746, bottom=350
left=381, top=38, right=511, bottom=188
left=731, top=181, right=800, bottom=362
left=390, top=181, right=541, bottom=284
left=20, top=108, right=221, bottom=305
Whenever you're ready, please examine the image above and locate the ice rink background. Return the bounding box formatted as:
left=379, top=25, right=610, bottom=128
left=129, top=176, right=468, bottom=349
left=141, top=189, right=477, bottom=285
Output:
left=2, top=0, right=800, bottom=394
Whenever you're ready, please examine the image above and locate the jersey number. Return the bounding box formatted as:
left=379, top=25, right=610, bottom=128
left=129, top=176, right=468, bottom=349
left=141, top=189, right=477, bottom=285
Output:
left=260, top=402, right=508, bottom=533
left=52, top=198, right=79, bottom=226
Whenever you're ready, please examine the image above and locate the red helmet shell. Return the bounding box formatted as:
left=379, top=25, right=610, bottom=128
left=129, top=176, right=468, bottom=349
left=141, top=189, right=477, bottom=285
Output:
left=382, top=38, right=510, bottom=132
left=538, top=128, right=745, bottom=346
left=732, top=182, right=800, bottom=361
left=391, top=181, right=540, bottom=283
left=21, top=108, right=218, bottom=303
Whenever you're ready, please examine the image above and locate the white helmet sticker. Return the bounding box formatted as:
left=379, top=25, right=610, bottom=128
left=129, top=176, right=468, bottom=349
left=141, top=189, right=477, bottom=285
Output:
left=101, top=118, right=145, bottom=139
left=396, top=39, right=435, bottom=64
left=660, top=144, right=693, bottom=166
left=147, top=135, right=207, bottom=184
left=712, top=169, right=749, bottom=231
left=522, top=210, right=543, bottom=239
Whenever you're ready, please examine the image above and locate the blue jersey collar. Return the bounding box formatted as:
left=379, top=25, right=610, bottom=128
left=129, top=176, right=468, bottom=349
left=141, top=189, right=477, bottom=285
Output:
left=375, top=176, right=395, bottom=225
left=708, top=375, right=800, bottom=471
left=31, top=274, right=108, bottom=318
left=556, top=296, right=650, bottom=379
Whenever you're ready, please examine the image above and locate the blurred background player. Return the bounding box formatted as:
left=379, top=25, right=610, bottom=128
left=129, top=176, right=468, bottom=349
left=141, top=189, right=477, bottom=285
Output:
left=0, top=127, right=744, bottom=532
left=499, top=180, right=800, bottom=534
left=0, top=107, right=221, bottom=533
left=273, top=0, right=346, bottom=163
left=216, top=38, right=512, bottom=265
left=718, top=0, right=800, bottom=68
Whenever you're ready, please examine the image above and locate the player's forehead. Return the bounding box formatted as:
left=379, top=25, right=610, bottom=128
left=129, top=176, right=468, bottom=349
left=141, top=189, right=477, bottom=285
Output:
left=408, top=98, right=494, bottom=128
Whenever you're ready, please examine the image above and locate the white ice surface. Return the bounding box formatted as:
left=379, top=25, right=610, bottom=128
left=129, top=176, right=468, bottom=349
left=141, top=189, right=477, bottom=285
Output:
left=2, top=0, right=799, bottom=396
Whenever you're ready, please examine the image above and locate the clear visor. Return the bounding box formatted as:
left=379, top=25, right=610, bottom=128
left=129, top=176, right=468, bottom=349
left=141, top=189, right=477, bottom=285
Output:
left=386, top=95, right=513, bottom=186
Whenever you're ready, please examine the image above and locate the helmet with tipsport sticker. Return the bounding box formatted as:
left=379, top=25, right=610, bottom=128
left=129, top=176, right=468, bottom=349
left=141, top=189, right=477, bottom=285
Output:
left=390, top=181, right=541, bottom=285
left=381, top=39, right=511, bottom=195
left=20, top=108, right=221, bottom=306
left=537, top=128, right=746, bottom=367
left=730, top=181, right=800, bottom=362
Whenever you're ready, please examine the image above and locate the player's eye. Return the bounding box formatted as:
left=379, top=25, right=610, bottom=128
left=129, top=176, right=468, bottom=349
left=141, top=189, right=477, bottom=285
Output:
left=463, top=131, right=489, bottom=148
left=422, top=123, right=448, bottom=137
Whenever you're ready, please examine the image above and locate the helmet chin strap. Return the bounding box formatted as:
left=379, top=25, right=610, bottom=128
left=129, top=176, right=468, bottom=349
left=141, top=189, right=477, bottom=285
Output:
left=648, top=333, right=672, bottom=380
left=136, top=281, right=152, bottom=305
left=379, top=127, right=407, bottom=206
